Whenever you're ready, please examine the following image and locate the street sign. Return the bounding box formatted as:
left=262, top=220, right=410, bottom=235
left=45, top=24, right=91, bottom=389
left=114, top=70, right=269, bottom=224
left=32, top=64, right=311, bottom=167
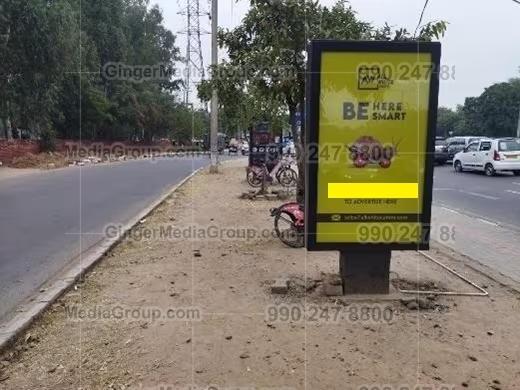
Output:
left=295, top=112, right=302, bottom=127
left=306, top=41, right=441, bottom=252
left=249, top=122, right=282, bottom=168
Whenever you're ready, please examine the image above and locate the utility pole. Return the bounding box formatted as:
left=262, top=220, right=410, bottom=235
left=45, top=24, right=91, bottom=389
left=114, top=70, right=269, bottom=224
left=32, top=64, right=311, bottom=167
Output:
left=209, top=0, right=219, bottom=173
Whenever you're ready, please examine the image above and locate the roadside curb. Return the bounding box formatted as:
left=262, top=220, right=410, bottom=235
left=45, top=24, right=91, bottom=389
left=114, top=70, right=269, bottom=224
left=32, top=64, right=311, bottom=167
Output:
left=431, top=241, right=520, bottom=295
left=0, top=166, right=205, bottom=353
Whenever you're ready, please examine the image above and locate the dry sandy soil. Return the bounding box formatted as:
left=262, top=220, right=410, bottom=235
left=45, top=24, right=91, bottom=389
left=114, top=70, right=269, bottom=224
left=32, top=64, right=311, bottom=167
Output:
left=0, top=159, right=519, bottom=390
left=8, top=152, right=70, bottom=169
left=0, top=167, right=41, bottom=182
left=0, top=152, right=70, bottom=180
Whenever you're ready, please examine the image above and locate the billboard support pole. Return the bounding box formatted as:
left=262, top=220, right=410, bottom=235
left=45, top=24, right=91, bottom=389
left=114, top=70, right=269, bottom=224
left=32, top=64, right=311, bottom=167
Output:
left=339, top=250, right=391, bottom=294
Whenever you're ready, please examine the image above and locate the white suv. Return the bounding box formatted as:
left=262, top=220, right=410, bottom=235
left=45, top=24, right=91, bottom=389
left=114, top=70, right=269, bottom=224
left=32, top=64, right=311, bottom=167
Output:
left=453, top=138, right=520, bottom=176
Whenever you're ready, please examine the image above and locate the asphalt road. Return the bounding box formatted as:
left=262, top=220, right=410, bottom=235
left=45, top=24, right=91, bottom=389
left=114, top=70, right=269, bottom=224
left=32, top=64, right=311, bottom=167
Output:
left=431, top=163, right=520, bottom=282
left=0, top=157, right=213, bottom=321
left=433, top=164, right=520, bottom=230
left=1, top=158, right=518, bottom=321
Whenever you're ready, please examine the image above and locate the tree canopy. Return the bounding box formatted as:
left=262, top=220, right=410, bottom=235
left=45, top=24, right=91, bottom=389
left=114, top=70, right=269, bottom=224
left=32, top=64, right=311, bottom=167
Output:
left=0, top=0, right=206, bottom=144
left=199, top=0, right=447, bottom=200
left=438, top=78, right=520, bottom=138
left=199, top=0, right=447, bottom=140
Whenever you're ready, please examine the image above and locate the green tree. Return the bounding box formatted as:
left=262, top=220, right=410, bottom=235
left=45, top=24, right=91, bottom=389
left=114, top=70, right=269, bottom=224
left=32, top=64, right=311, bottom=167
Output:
left=450, top=78, right=520, bottom=138
left=459, top=96, right=484, bottom=136
left=0, top=0, right=78, bottom=139
left=476, top=81, right=520, bottom=137
left=437, top=107, right=462, bottom=137
left=1, top=0, right=184, bottom=144
left=169, top=105, right=209, bottom=145
left=198, top=76, right=288, bottom=139
left=203, top=0, right=447, bottom=201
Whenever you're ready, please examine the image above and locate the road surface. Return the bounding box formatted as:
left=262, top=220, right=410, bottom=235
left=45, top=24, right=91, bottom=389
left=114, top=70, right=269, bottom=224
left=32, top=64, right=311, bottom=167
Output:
left=432, top=164, right=520, bottom=282
left=1, top=160, right=519, bottom=322
left=0, top=157, right=213, bottom=321
left=433, top=164, right=520, bottom=229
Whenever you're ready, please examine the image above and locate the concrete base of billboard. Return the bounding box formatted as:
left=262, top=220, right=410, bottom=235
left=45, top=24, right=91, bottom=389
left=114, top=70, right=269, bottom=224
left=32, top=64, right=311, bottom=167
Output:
left=339, top=250, right=391, bottom=294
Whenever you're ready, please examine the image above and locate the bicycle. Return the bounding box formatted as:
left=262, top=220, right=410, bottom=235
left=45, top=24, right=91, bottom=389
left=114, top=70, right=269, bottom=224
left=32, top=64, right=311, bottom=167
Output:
left=246, top=158, right=297, bottom=188
left=270, top=202, right=304, bottom=248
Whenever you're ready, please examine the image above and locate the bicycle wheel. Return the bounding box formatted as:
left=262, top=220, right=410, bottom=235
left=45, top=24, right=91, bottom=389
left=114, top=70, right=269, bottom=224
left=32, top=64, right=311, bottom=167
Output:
left=274, top=211, right=304, bottom=248
left=277, top=167, right=298, bottom=187
left=246, top=169, right=263, bottom=187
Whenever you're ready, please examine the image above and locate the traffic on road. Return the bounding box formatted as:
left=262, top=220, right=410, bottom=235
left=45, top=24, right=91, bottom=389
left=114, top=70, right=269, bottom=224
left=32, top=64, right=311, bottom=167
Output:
left=2, top=0, right=520, bottom=389
left=434, top=162, right=520, bottom=229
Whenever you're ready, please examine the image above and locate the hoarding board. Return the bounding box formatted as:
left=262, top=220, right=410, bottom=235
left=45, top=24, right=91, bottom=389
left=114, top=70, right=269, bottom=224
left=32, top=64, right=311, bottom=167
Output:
left=306, top=41, right=441, bottom=251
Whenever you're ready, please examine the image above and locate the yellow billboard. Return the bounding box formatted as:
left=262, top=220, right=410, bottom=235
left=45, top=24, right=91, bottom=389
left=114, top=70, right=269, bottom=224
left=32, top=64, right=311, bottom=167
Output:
left=306, top=41, right=441, bottom=251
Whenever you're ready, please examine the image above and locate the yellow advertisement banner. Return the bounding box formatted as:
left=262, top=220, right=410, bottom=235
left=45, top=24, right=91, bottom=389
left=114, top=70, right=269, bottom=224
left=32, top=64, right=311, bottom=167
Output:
left=315, top=51, right=433, bottom=244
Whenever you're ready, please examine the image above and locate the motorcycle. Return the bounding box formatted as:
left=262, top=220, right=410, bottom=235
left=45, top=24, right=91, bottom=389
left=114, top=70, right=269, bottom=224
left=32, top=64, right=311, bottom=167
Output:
left=269, top=202, right=305, bottom=248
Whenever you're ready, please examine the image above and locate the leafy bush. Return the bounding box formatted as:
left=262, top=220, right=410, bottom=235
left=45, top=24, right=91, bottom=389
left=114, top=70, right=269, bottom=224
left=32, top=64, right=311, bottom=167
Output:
left=39, top=128, right=56, bottom=152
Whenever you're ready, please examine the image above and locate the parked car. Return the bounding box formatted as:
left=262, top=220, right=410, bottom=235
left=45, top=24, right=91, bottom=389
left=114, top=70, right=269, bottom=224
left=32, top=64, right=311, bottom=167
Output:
left=446, top=136, right=483, bottom=160
left=434, top=139, right=449, bottom=164
left=453, top=137, right=520, bottom=176
left=240, top=141, right=249, bottom=156
left=283, top=140, right=296, bottom=156
left=228, top=138, right=239, bottom=154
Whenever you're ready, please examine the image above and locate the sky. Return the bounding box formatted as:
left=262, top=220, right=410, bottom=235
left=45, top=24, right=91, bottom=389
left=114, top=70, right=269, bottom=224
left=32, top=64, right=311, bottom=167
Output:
left=154, top=0, right=520, bottom=108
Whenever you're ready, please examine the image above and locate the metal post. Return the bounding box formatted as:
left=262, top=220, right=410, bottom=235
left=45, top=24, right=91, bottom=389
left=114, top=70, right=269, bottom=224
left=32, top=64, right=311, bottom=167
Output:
left=209, top=0, right=219, bottom=173
left=516, top=105, right=520, bottom=138
left=184, top=3, right=191, bottom=105
left=339, top=250, right=391, bottom=294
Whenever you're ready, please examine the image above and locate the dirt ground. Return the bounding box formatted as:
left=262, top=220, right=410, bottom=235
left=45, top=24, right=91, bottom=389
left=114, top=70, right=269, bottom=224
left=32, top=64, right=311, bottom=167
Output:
left=0, top=167, right=40, bottom=181
left=8, top=152, right=70, bottom=169
left=1, top=159, right=519, bottom=390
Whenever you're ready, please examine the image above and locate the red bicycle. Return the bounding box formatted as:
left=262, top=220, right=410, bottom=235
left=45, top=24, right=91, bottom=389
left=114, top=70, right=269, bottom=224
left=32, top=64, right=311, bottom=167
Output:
left=270, top=202, right=304, bottom=248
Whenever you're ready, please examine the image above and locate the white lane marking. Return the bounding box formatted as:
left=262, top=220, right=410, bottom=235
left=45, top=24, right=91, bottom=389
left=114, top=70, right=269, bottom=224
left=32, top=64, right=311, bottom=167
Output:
left=512, top=182, right=520, bottom=186
left=441, top=206, right=460, bottom=214
left=438, top=205, right=501, bottom=227
left=505, top=189, right=520, bottom=195
left=478, top=218, right=498, bottom=226
left=458, top=190, right=499, bottom=200
left=433, top=187, right=455, bottom=191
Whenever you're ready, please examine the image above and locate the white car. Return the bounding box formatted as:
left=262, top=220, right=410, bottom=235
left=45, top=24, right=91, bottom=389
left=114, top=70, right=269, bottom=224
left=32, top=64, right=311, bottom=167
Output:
left=283, top=140, right=296, bottom=156
left=453, top=137, right=520, bottom=176
left=240, top=141, right=249, bottom=155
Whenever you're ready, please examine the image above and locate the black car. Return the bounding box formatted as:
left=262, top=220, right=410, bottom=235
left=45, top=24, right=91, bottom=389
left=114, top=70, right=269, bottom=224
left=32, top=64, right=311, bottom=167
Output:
left=446, top=136, right=482, bottom=160
left=434, top=139, right=449, bottom=164
left=228, top=144, right=238, bottom=154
